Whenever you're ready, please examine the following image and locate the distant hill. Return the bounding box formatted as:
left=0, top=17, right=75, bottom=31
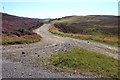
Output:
left=55, top=15, right=118, bottom=34
left=33, top=18, right=46, bottom=22
left=52, top=15, right=119, bottom=46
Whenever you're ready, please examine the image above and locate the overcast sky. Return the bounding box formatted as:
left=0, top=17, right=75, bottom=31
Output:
left=0, top=0, right=118, bottom=18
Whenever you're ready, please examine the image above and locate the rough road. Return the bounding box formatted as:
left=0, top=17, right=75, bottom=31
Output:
left=2, top=24, right=119, bottom=78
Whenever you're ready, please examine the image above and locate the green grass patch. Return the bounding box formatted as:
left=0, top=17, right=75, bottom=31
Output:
left=50, top=48, right=119, bottom=78
left=56, top=16, right=101, bottom=24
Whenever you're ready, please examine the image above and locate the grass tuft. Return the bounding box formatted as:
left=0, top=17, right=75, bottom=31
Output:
left=49, top=27, right=119, bottom=47
left=2, top=34, right=41, bottom=45
left=50, top=48, right=119, bottom=78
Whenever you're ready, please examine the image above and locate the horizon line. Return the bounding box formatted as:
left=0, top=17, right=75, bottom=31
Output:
left=1, top=12, right=118, bottom=19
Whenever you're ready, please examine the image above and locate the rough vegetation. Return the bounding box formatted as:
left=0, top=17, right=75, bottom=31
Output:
left=2, top=24, right=119, bottom=78
left=1, top=12, right=44, bottom=45
left=50, top=48, right=119, bottom=78
left=51, top=15, right=119, bottom=46
left=2, top=34, right=41, bottom=45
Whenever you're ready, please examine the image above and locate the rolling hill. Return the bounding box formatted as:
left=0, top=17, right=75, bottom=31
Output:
left=50, top=15, right=119, bottom=46
left=1, top=12, right=44, bottom=45
left=2, top=12, right=43, bottom=36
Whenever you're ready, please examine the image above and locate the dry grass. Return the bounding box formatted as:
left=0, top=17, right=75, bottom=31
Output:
left=2, top=34, right=41, bottom=45
left=49, top=27, right=119, bottom=46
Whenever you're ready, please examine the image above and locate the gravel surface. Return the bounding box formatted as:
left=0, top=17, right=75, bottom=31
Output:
left=2, top=24, right=119, bottom=78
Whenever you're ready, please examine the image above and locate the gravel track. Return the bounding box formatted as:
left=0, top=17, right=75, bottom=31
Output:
left=2, top=24, right=119, bottom=78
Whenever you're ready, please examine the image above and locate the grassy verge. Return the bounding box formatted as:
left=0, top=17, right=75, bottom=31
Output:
left=50, top=48, right=119, bottom=78
left=2, top=34, right=41, bottom=45
left=49, top=27, right=119, bottom=47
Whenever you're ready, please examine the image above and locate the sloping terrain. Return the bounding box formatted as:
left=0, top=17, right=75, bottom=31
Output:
left=2, top=24, right=118, bottom=78
left=1, top=14, right=119, bottom=78
left=52, top=15, right=119, bottom=46
left=1, top=13, right=44, bottom=45
left=55, top=15, right=118, bottom=34
left=2, top=12, right=43, bottom=35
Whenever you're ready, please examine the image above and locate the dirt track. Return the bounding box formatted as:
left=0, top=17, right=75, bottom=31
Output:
left=2, top=24, right=119, bottom=78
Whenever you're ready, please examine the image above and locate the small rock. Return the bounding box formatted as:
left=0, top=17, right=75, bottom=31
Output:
left=21, top=72, right=24, bottom=75
left=38, top=55, right=40, bottom=57
left=55, top=44, right=57, bottom=46
left=64, top=50, right=67, bottom=52
left=74, top=70, right=77, bottom=73
left=35, top=53, right=37, bottom=54
left=28, top=73, right=32, bottom=76
left=7, top=74, right=10, bottom=77
left=88, top=41, right=89, bottom=43
left=14, top=67, right=16, bottom=69
left=22, top=52, right=25, bottom=54
left=55, top=49, right=58, bottom=52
